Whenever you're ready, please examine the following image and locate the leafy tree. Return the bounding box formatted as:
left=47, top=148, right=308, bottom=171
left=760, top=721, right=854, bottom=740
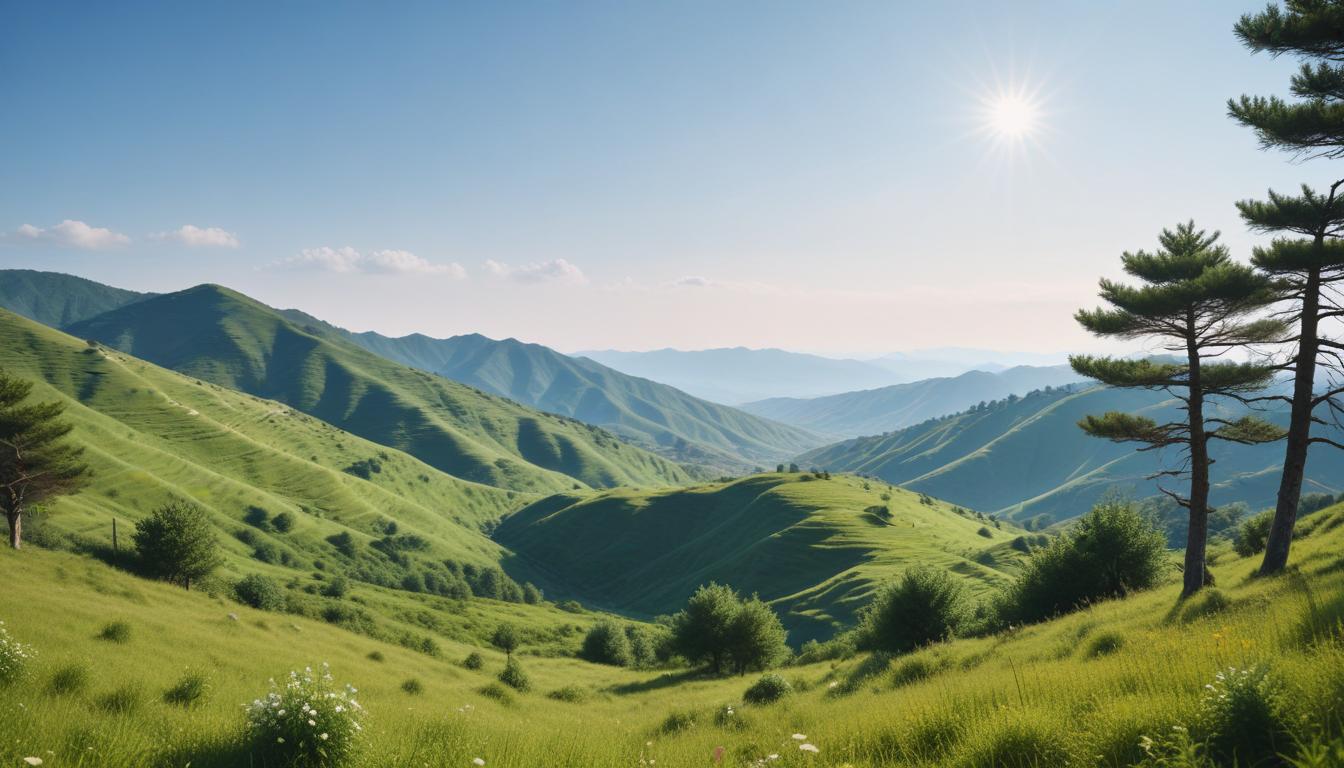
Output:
left=1230, top=2, right=1344, bottom=575
left=1071, top=223, right=1282, bottom=596
left=235, top=573, right=285, bottom=610
left=490, top=623, right=520, bottom=659
left=0, top=370, right=89, bottom=549
left=856, top=566, right=969, bottom=654
left=725, top=596, right=789, bottom=675
left=669, top=583, right=740, bottom=674
left=132, top=501, right=222, bottom=590
left=580, top=620, right=633, bottom=667
left=521, top=582, right=543, bottom=605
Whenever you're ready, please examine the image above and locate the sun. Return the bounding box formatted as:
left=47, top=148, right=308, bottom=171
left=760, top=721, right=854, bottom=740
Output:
left=986, top=93, right=1039, bottom=139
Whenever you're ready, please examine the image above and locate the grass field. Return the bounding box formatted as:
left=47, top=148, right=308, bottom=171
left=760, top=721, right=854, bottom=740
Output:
left=497, top=473, right=1028, bottom=643
left=3, top=502, right=1342, bottom=767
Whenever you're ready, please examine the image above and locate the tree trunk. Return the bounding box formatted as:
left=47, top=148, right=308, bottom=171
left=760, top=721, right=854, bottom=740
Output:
left=1261, top=265, right=1322, bottom=576
left=1183, top=336, right=1210, bottom=598
left=5, top=510, right=19, bottom=550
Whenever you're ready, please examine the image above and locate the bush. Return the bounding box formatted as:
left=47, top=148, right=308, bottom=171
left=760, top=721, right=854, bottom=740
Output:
left=272, top=511, right=296, bottom=533
left=320, top=576, right=349, bottom=599
left=96, top=683, right=143, bottom=714
left=48, top=662, right=90, bottom=695
left=235, top=574, right=286, bottom=611
left=462, top=651, right=485, bottom=671
left=163, top=671, right=209, bottom=706
left=133, top=501, right=222, bottom=590
left=581, top=621, right=633, bottom=667
left=996, top=500, right=1167, bottom=625
left=98, top=621, right=132, bottom=644
left=743, top=673, right=792, bottom=704
left=547, top=684, right=588, bottom=703
left=891, top=655, right=941, bottom=688
left=1198, top=666, right=1291, bottom=766
left=477, top=681, right=515, bottom=705
left=1234, top=511, right=1274, bottom=557
left=0, top=621, right=34, bottom=686
left=557, top=600, right=584, bottom=613
left=245, top=664, right=364, bottom=768
left=498, top=657, right=531, bottom=692
left=400, top=678, right=423, bottom=695
left=244, top=506, right=272, bottom=531
left=1083, top=631, right=1125, bottom=659
left=660, top=710, right=697, bottom=734
left=977, top=526, right=993, bottom=538
left=857, top=567, right=969, bottom=654
left=366, top=651, right=384, bottom=663
left=1180, top=588, right=1232, bottom=624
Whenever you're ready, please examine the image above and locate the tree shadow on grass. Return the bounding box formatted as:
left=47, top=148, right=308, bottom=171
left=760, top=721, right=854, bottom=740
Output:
left=606, top=668, right=706, bottom=695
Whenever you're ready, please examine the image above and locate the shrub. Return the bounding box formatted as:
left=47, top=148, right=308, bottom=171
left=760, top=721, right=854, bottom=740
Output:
left=996, top=500, right=1167, bottom=625
left=557, top=599, right=584, bottom=613
left=163, top=671, right=209, bottom=706
left=272, top=511, right=296, bottom=533
left=1083, top=631, right=1125, bottom=659
left=47, top=662, right=90, bottom=695
left=743, top=673, right=792, bottom=705
left=462, top=651, right=485, bottom=671
left=498, top=657, right=531, bottom=692
left=366, top=651, right=384, bottom=663
left=953, top=714, right=1071, bottom=768
left=660, top=710, right=697, bottom=734
left=0, top=621, right=34, bottom=686
left=581, top=620, right=633, bottom=666
left=133, top=501, right=222, bottom=590
left=891, top=655, right=940, bottom=687
left=977, top=526, right=993, bottom=538
left=97, top=620, right=132, bottom=644
left=547, top=684, right=588, bottom=703
left=1180, top=588, right=1233, bottom=624
left=96, top=683, right=143, bottom=714
left=1234, top=511, right=1274, bottom=557
left=1198, top=666, right=1291, bottom=766
left=235, top=574, right=286, bottom=611
left=245, top=664, right=364, bottom=768
left=244, top=506, right=272, bottom=531
left=253, top=542, right=280, bottom=564
left=857, top=566, right=969, bottom=654
left=320, top=576, right=349, bottom=599
left=477, top=681, right=515, bottom=705
left=400, top=678, right=423, bottom=695
left=714, top=703, right=748, bottom=730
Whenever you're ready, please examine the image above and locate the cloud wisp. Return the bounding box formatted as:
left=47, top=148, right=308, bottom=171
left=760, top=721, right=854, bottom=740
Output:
left=151, top=225, right=239, bottom=248
left=483, top=258, right=587, bottom=285
left=12, top=220, right=130, bottom=250
left=279, top=246, right=466, bottom=277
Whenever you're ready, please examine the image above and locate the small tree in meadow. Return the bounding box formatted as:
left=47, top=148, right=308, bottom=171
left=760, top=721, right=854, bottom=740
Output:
left=725, top=596, right=789, bottom=675
left=134, top=501, right=221, bottom=590
left=670, top=583, right=740, bottom=674
left=490, top=623, right=520, bottom=659
left=581, top=620, right=633, bottom=667
left=856, top=566, right=969, bottom=654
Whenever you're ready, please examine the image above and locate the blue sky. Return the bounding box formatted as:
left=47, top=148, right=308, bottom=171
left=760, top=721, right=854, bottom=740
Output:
left=0, top=1, right=1322, bottom=355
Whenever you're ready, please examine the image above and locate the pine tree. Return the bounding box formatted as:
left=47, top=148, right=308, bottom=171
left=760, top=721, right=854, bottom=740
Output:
left=1071, top=223, right=1283, bottom=597
left=0, top=369, right=90, bottom=549
left=1230, top=1, right=1344, bottom=574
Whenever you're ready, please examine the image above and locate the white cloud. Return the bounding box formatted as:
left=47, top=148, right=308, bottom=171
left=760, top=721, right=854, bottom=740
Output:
left=281, top=246, right=466, bottom=277
left=483, top=258, right=587, bottom=285
left=672, top=275, right=712, bottom=288
left=152, top=224, right=239, bottom=248
left=13, top=219, right=130, bottom=249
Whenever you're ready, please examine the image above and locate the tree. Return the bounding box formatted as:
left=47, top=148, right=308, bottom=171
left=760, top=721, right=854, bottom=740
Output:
left=0, top=370, right=89, bottom=549
left=1230, top=2, right=1344, bottom=575
left=856, top=566, right=968, bottom=654
left=580, top=620, right=633, bottom=667
left=669, top=583, right=739, bottom=674
left=132, top=501, right=222, bottom=590
left=725, top=596, right=788, bottom=675
left=490, top=623, right=520, bottom=659
left=1071, top=223, right=1283, bottom=596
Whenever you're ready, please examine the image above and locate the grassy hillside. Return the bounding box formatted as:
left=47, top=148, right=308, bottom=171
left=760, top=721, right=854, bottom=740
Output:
left=62, top=285, right=690, bottom=493
left=741, top=366, right=1082, bottom=437
left=3, top=500, right=1342, bottom=767
left=800, top=385, right=1344, bottom=526
left=0, top=268, right=149, bottom=327
left=293, top=325, right=827, bottom=474
left=496, top=473, right=1027, bottom=643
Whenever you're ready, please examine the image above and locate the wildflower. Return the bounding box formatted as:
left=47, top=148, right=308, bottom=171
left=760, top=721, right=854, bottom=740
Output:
left=800, top=743, right=820, bottom=753
left=320, top=733, right=329, bottom=741
left=714, top=746, right=725, bottom=762
left=472, top=759, right=486, bottom=766
left=791, top=734, right=807, bottom=740
left=23, top=758, right=43, bottom=766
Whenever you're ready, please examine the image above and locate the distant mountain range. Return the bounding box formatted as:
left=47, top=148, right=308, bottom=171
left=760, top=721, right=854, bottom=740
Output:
left=798, top=385, right=1344, bottom=526
left=0, top=270, right=824, bottom=475
left=741, top=365, right=1085, bottom=437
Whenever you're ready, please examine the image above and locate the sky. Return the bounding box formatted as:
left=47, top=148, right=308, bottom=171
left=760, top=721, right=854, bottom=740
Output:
left=0, top=1, right=1327, bottom=357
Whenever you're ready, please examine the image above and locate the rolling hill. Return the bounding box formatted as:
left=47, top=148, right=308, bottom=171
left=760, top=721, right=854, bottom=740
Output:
left=284, top=323, right=827, bottom=474
left=798, top=385, right=1344, bottom=526
left=495, top=472, right=1027, bottom=643
left=61, top=284, right=690, bottom=493
left=741, top=365, right=1084, bottom=437
left=0, top=268, right=150, bottom=327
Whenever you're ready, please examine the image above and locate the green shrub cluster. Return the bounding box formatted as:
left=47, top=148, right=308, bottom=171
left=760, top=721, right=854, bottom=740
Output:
left=856, top=566, right=969, bottom=654
left=669, top=583, right=788, bottom=675
left=742, top=673, right=792, bottom=704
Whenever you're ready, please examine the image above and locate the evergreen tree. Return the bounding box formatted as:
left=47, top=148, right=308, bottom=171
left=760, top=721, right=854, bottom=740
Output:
left=1230, top=2, right=1344, bottom=574
left=133, top=501, right=221, bottom=590
left=0, top=370, right=89, bottom=549
left=1071, top=223, right=1283, bottom=597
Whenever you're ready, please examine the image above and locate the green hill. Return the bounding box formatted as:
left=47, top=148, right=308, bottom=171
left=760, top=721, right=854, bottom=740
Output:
left=311, top=328, right=827, bottom=474
left=61, top=284, right=690, bottom=493
left=741, top=365, right=1082, bottom=437
left=495, top=472, right=1026, bottom=643
left=799, top=384, right=1344, bottom=526
left=0, top=268, right=150, bottom=327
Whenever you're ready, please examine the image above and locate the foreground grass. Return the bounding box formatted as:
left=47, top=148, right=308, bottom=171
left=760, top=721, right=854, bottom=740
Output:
left=4, top=506, right=1344, bottom=766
